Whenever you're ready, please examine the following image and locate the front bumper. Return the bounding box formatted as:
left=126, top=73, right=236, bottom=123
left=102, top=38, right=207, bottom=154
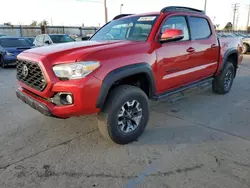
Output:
left=16, top=75, right=102, bottom=119
left=16, top=89, right=53, bottom=117
left=16, top=53, right=102, bottom=118
left=4, top=55, right=17, bottom=65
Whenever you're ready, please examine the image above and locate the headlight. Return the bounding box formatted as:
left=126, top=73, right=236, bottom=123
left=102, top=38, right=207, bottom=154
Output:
left=6, top=52, right=14, bottom=56
left=52, top=61, right=100, bottom=80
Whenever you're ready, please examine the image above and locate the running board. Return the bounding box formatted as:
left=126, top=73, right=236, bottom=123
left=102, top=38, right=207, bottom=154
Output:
left=152, top=77, right=214, bottom=101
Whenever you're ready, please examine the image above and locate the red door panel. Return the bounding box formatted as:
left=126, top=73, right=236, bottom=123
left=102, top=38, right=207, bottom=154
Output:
left=156, top=41, right=196, bottom=92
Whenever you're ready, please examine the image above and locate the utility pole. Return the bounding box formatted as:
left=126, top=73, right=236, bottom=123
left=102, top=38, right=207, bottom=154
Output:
left=213, top=17, right=216, bottom=23
left=104, top=0, right=108, bottom=23
left=120, top=4, right=124, bottom=14
left=204, top=0, right=207, bottom=13
left=247, top=5, right=250, bottom=30
left=232, top=3, right=240, bottom=30
left=235, top=15, right=239, bottom=30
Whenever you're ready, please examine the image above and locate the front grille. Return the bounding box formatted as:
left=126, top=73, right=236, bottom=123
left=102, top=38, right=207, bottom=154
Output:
left=16, top=60, right=47, bottom=91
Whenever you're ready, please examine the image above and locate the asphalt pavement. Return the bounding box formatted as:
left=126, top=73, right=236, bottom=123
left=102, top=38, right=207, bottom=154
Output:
left=0, top=56, right=250, bottom=188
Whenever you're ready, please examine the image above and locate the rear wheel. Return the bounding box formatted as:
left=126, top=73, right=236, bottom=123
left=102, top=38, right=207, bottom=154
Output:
left=242, top=44, right=248, bottom=54
left=212, top=62, right=235, bottom=94
left=97, top=85, right=149, bottom=145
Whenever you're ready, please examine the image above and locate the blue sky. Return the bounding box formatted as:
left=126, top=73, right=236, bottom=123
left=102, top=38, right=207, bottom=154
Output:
left=1, top=0, right=249, bottom=29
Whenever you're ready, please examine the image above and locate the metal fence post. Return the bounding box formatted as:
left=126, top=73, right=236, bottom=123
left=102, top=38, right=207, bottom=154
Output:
left=19, top=25, right=23, bottom=37
left=41, top=25, right=45, bottom=34
left=80, top=27, right=82, bottom=36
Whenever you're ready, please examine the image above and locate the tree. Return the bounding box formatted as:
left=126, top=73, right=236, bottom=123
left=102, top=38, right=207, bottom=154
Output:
left=39, top=20, right=49, bottom=26
left=223, top=22, right=233, bottom=31
left=30, top=21, right=38, bottom=26
left=4, top=22, right=12, bottom=26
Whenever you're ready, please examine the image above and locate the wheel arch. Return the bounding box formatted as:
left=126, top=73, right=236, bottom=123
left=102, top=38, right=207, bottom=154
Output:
left=220, top=48, right=238, bottom=77
left=96, top=63, right=156, bottom=109
left=243, top=42, right=250, bottom=47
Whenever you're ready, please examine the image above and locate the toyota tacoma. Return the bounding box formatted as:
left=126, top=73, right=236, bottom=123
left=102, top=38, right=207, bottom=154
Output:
left=16, top=6, right=243, bottom=144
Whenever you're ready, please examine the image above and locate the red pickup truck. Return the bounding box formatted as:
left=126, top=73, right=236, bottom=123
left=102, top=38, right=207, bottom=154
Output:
left=16, top=7, right=243, bottom=144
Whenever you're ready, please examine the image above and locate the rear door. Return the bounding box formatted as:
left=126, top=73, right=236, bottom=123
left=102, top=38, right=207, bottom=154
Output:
left=187, top=16, right=219, bottom=81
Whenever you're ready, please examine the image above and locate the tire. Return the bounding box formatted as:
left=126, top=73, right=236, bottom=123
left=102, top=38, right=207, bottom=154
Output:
left=212, top=62, right=235, bottom=94
left=242, top=44, right=248, bottom=54
left=0, top=56, right=6, bottom=68
left=97, top=85, right=149, bottom=145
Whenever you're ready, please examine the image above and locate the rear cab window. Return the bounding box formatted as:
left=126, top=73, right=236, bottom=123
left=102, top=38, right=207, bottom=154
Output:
left=189, top=17, right=212, bottom=40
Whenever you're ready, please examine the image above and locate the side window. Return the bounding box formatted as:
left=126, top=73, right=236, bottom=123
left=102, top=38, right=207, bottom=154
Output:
left=189, top=17, right=211, bottom=40
left=35, top=36, right=40, bottom=44
left=36, top=35, right=44, bottom=45
left=40, top=35, right=45, bottom=43
left=44, top=35, right=50, bottom=42
left=161, top=16, right=189, bottom=41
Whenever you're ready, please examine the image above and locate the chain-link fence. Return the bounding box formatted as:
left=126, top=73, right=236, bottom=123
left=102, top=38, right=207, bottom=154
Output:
left=0, top=25, right=99, bottom=37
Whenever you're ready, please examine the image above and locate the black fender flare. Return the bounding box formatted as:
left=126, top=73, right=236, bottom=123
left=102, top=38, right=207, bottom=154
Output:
left=220, top=48, right=238, bottom=71
left=96, top=63, right=156, bottom=109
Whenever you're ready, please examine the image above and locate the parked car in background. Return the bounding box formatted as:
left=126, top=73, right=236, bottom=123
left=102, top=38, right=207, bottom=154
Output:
left=216, top=31, right=250, bottom=54
left=33, top=34, right=75, bottom=47
left=25, top=37, right=35, bottom=44
left=0, top=37, right=33, bottom=68
left=238, top=34, right=250, bottom=54
left=242, top=38, right=250, bottom=54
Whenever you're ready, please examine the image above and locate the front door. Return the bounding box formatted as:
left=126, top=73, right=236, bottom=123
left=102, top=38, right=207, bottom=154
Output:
left=156, top=16, right=196, bottom=93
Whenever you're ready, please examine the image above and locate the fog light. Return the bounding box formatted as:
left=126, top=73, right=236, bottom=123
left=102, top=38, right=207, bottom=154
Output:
left=60, top=93, right=73, bottom=105
left=66, top=94, right=73, bottom=104
left=51, top=93, right=74, bottom=106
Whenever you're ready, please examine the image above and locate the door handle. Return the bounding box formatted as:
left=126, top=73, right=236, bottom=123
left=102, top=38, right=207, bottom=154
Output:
left=211, top=44, right=217, bottom=48
left=186, top=47, right=195, bottom=53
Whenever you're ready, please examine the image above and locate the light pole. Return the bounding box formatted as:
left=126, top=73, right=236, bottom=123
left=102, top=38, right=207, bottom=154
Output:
left=120, top=4, right=124, bottom=14
left=213, top=17, right=216, bottom=23
left=204, top=0, right=207, bottom=12
left=104, top=0, right=108, bottom=23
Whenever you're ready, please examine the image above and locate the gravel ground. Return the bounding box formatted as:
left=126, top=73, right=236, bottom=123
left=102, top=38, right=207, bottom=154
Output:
left=0, top=56, right=250, bottom=188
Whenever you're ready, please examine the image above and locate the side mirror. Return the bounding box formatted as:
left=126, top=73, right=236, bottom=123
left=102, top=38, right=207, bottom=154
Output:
left=160, top=29, right=184, bottom=42
left=44, top=40, right=51, bottom=45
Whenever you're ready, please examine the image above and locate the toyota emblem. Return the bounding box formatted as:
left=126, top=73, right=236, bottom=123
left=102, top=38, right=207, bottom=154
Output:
left=22, top=65, right=29, bottom=77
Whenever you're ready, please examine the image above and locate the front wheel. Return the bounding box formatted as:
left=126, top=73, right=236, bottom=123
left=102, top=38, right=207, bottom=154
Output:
left=242, top=44, right=248, bottom=54
left=0, top=56, right=6, bottom=68
left=212, top=62, right=235, bottom=94
left=97, top=85, right=149, bottom=145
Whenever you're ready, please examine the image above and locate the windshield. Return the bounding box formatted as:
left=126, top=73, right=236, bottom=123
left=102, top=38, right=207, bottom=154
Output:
left=49, top=35, right=74, bottom=43
left=0, top=38, right=32, bottom=47
left=26, top=38, right=34, bottom=43
left=91, top=15, right=159, bottom=41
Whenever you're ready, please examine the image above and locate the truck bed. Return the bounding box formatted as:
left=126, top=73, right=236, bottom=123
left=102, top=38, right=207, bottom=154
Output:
left=218, top=37, right=243, bottom=67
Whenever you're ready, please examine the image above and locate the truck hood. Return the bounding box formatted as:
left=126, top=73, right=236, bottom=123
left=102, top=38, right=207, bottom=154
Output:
left=22, top=40, right=135, bottom=64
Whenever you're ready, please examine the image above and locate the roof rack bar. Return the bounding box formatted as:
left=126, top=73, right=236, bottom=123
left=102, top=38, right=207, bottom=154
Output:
left=161, top=6, right=205, bottom=14
left=113, top=14, right=134, bottom=20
